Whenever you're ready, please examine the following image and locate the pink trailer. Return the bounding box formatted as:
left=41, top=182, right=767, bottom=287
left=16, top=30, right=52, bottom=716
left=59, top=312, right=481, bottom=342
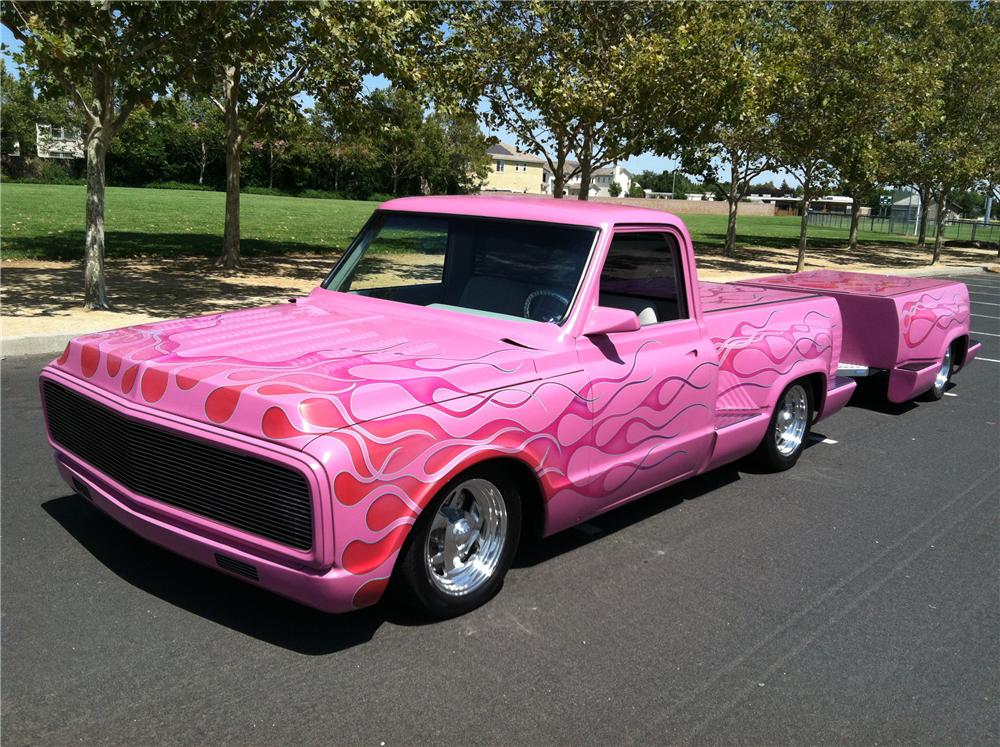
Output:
left=738, top=270, right=981, bottom=402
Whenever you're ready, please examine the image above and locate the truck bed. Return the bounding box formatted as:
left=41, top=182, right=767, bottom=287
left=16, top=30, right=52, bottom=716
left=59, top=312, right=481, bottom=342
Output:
left=733, top=270, right=976, bottom=402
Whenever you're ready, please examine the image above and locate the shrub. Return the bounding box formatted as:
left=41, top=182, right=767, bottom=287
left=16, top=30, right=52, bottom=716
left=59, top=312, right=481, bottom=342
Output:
left=144, top=181, right=215, bottom=191
left=242, top=185, right=291, bottom=197
left=298, top=189, right=346, bottom=200
left=367, top=192, right=395, bottom=203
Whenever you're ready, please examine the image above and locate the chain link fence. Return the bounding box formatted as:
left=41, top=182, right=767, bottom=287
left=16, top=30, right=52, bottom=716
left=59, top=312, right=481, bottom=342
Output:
left=807, top=211, right=999, bottom=244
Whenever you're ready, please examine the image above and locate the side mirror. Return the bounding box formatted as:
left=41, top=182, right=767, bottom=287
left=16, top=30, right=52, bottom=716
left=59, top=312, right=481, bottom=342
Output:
left=582, top=306, right=641, bottom=336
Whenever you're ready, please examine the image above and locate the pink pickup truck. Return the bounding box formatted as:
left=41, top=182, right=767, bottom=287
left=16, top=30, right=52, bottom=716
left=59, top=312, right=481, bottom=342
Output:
left=40, top=196, right=981, bottom=617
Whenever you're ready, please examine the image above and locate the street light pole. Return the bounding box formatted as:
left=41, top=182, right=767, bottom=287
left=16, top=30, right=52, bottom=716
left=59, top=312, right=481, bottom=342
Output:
left=672, top=169, right=677, bottom=198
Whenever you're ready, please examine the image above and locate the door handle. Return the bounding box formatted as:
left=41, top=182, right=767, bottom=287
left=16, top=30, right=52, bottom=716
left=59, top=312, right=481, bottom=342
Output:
left=686, top=349, right=699, bottom=357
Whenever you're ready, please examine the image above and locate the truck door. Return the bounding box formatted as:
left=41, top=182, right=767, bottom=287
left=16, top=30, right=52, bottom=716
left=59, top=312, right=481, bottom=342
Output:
left=575, top=229, right=718, bottom=516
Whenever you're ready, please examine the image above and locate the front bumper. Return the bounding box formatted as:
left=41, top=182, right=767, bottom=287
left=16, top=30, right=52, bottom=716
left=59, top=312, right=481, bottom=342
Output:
left=40, top=368, right=383, bottom=614
left=56, top=455, right=369, bottom=614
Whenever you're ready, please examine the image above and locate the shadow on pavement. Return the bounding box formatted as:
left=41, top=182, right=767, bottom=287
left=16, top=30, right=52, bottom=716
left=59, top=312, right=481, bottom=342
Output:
left=44, top=466, right=748, bottom=651
left=42, top=494, right=397, bottom=655
left=846, top=376, right=921, bottom=415
left=515, top=466, right=742, bottom=568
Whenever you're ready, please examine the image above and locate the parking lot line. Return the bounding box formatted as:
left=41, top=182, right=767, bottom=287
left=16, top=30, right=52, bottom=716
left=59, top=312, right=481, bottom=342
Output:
left=971, top=301, right=1000, bottom=307
left=977, top=357, right=1000, bottom=363
left=972, top=331, right=1000, bottom=336
left=970, top=313, right=999, bottom=319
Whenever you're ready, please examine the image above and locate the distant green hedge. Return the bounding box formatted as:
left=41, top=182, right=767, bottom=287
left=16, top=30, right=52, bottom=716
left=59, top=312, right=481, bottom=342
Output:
left=144, top=181, right=215, bottom=191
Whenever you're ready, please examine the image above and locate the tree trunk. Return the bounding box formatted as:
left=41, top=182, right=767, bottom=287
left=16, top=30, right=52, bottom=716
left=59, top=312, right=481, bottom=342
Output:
left=931, top=193, right=946, bottom=264
left=796, top=196, right=811, bottom=272
left=268, top=142, right=274, bottom=189
left=575, top=131, right=593, bottom=201
left=724, top=196, right=739, bottom=257
left=197, top=140, right=206, bottom=185
left=848, top=194, right=862, bottom=252
left=551, top=139, right=568, bottom=198
left=83, top=127, right=110, bottom=310
left=916, top=186, right=929, bottom=247
left=552, top=169, right=565, bottom=199
left=723, top=155, right=740, bottom=257
left=218, top=64, right=242, bottom=270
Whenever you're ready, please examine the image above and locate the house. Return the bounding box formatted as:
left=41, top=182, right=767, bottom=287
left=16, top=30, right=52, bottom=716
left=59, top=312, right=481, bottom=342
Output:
left=36, top=123, right=84, bottom=159
left=481, top=143, right=633, bottom=198
left=482, top=143, right=549, bottom=194
left=560, top=162, right=632, bottom=198
left=887, top=191, right=962, bottom=223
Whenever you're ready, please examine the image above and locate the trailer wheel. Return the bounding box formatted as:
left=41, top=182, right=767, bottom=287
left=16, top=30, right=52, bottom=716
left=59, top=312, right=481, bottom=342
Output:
left=753, top=381, right=813, bottom=471
left=920, top=346, right=953, bottom=401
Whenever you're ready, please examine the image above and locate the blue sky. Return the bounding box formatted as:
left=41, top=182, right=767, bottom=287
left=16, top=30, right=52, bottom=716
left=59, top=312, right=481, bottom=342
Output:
left=3, top=26, right=784, bottom=183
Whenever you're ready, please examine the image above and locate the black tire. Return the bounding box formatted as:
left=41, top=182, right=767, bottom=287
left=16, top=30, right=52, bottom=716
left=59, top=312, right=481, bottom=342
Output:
left=752, top=380, right=814, bottom=472
left=919, top=345, right=953, bottom=401
left=394, top=463, right=522, bottom=619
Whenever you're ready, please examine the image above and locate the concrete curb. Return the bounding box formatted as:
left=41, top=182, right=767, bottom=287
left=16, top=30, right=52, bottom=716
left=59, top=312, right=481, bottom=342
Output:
left=1, top=332, right=77, bottom=359
left=1, top=266, right=991, bottom=359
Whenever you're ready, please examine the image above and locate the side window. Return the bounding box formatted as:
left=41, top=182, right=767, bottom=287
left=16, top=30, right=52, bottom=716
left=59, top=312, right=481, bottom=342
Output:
left=598, top=231, right=687, bottom=326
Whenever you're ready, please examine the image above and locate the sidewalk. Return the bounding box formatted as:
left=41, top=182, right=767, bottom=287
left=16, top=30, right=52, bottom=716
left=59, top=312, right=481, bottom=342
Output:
left=3, top=245, right=996, bottom=357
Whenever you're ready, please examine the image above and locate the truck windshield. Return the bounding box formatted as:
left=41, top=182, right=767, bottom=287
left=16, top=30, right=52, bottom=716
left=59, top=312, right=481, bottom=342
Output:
left=323, top=212, right=597, bottom=324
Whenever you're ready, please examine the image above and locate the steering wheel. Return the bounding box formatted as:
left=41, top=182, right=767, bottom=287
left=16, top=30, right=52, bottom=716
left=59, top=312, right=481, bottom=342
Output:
left=523, top=289, right=570, bottom=323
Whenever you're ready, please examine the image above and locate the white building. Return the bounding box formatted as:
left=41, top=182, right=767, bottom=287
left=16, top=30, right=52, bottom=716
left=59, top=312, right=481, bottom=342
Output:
left=35, top=124, right=84, bottom=159
left=559, top=163, right=632, bottom=198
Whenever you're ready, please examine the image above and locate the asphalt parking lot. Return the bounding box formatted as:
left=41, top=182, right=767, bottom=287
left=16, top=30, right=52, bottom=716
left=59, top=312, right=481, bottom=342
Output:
left=2, top=273, right=998, bottom=745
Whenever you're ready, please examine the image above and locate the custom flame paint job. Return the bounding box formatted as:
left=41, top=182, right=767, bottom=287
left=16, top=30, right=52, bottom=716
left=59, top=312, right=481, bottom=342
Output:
left=39, top=198, right=977, bottom=613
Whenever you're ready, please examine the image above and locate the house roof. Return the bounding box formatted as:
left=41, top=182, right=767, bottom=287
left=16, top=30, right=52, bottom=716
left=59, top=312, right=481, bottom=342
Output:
left=486, top=142, right=546, bottom=164
left=379, top=194, right=684, bottom=229
left=561, top=161, right=631, bottom=177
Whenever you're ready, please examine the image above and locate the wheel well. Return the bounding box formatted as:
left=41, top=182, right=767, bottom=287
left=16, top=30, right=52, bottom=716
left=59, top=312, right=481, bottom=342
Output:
left=804, top=373, right=826, bottom=421
left=484, top=457, right=546, bottom=542
left=951, top=335, right=968, bottom=367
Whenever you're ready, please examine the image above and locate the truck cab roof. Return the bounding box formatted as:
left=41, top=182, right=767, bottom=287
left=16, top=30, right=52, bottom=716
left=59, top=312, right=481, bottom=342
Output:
left=380, top=195, right=687, bottom=230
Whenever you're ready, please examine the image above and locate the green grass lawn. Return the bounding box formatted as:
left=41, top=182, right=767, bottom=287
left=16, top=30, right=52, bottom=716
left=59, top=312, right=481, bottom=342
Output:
left=1, top=183, right=377, bottom=260
left=0, top=181, right=960, bottom=262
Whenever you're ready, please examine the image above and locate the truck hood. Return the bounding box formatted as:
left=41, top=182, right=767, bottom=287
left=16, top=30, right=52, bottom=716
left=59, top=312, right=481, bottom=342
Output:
left=48, top=291, right=542, bottom=449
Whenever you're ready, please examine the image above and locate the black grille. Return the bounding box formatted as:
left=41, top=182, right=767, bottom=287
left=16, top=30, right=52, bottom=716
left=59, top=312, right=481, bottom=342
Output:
left=43, top=380, right=313, bottom=551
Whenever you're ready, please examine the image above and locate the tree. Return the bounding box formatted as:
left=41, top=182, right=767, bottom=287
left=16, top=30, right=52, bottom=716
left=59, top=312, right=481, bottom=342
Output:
left=2, top=1, right=207, bottom=308
left=363, top=87, right=430, bottom=195
left=888, top=2, right=998, bottom=261
left=424, top=109, right=492, bottom=195
left=452, top=1, right=720, bottom=200
left=772, top=3, right=843, bottom=272
left=189, top=2, right=316, bottom=269
left=672, top=2, right=776, bottom=256
left=607, top=181, right=622, bottom=197
left=191, top=1, right=442, bottom=268
left=814, top=2, right=912, bottom=253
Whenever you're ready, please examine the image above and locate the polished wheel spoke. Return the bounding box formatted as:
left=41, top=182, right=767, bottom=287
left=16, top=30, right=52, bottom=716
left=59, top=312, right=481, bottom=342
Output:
left=775, top=385, right=808, bottom=457
left=935, top=348, right=952, bottom=391
left=424, top=477, right=508, bottom=596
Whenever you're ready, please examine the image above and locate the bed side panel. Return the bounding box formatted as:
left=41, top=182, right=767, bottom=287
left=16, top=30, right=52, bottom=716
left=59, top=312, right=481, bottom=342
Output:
left=703, top=296, right=840, bottom=418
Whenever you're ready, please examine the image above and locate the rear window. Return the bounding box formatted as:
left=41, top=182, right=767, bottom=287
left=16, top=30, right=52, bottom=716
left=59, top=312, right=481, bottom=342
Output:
left=471, top=221, right=594, bottom=287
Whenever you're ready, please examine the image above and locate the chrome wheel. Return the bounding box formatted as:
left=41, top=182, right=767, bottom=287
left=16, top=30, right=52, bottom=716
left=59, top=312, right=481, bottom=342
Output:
left=934, top=347, right=952, bottom=393
left=774, top=384, right=809, bottom=457
left=424, top=477, right=508, bottom=596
